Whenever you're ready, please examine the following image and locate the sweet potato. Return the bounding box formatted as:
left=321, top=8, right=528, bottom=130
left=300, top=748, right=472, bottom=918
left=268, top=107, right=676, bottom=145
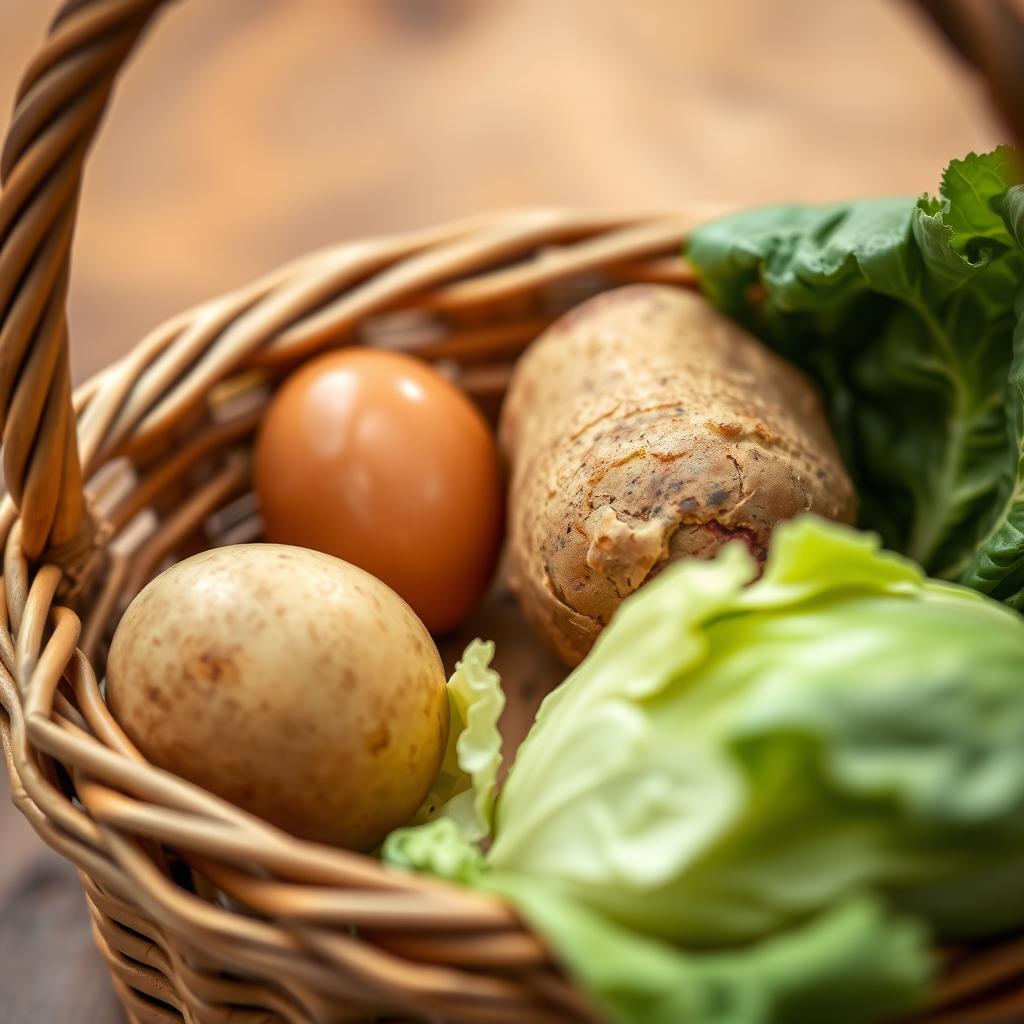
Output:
left=500, top=285, right=856, bottom=665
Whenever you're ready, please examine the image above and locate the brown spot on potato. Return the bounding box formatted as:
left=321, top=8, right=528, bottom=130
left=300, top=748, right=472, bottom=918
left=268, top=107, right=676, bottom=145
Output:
left=704, top=520, right=769, bottom=562
left=187, top=648, right=240, bottom=686
left=144, top=685, right=171, bottom=712
left=708, top=420, right=743, bottom=439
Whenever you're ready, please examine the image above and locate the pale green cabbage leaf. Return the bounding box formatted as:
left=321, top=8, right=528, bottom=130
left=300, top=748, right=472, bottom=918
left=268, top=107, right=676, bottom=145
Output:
left=384, top=517, right=1024, bottom=1024
left=408, top=638, right=504, bottom=842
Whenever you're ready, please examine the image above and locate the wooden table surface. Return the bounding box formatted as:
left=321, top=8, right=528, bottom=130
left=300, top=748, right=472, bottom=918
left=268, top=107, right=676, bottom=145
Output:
left=0, top=1, right=1007, bottom=1020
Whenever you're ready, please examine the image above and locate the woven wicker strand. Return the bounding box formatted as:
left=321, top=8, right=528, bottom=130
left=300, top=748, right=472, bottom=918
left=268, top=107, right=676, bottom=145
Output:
left=1, top=1, right=1024, bottom=1022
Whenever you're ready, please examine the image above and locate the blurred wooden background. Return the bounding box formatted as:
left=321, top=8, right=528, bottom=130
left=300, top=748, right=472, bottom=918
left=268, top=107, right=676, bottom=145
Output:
left=0, top=0, right=1008, bottom=1020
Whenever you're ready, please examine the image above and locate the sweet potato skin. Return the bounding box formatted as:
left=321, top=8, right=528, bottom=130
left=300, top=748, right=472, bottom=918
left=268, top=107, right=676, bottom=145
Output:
left=500, top=285, right=856, bottom=666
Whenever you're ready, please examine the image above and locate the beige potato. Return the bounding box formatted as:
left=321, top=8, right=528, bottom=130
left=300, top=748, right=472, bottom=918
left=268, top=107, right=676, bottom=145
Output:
left=106, top=544, right=449, bottom=850
left=500, top=285, right=856, bottom=666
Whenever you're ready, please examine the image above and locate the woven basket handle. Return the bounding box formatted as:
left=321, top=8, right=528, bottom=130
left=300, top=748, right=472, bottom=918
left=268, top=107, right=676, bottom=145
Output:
left=0, top=0, right=165, bottom=563
left=909, top=0, right=1024, bottom=143
left=0, top=0, right=1020, bottom=568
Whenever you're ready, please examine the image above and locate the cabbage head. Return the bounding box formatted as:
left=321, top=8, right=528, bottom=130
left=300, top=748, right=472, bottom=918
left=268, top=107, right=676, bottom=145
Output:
left=385, top=517, right=1024, bottom=1024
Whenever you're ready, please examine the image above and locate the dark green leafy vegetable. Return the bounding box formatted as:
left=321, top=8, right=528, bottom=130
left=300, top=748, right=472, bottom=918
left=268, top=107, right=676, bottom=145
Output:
left=686, top=148, right=1024, bottom=604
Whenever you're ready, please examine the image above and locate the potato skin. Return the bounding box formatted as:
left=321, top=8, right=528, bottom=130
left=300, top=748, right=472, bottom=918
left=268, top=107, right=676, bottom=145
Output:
left=500, top=285, right=856, bottom=666
left=106, top=544, right=449, bottom=851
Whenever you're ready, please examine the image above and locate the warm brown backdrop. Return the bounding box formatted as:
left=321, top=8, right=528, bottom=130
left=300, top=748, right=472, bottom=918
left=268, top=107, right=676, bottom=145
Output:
left=0, top=1, right=1008, bottom=1020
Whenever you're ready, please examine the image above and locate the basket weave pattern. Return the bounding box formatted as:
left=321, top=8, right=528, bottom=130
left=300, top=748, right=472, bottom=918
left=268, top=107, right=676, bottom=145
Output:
left=1, top=2, right=1023, bottom=1022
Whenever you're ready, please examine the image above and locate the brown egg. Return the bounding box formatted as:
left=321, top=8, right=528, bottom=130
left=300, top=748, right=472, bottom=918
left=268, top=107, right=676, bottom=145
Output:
left=255, top=349, right=503, bottom=633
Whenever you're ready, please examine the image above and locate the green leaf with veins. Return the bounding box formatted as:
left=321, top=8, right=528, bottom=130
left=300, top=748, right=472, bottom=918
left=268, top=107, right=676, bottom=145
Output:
left=960, top=185, right=1024, bottom=606
left=686, top=148, right=1024, bottom=596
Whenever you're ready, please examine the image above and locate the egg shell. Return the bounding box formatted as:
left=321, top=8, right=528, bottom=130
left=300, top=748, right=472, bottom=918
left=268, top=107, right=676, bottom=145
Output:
left=106, top=544, right=449, bottom=851
left=254, top=349, right=503, bottom=634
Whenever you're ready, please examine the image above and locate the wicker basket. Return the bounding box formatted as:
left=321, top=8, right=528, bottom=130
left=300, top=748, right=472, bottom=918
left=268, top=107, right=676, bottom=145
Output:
left=2, top=3, right=1024, bottom=1023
